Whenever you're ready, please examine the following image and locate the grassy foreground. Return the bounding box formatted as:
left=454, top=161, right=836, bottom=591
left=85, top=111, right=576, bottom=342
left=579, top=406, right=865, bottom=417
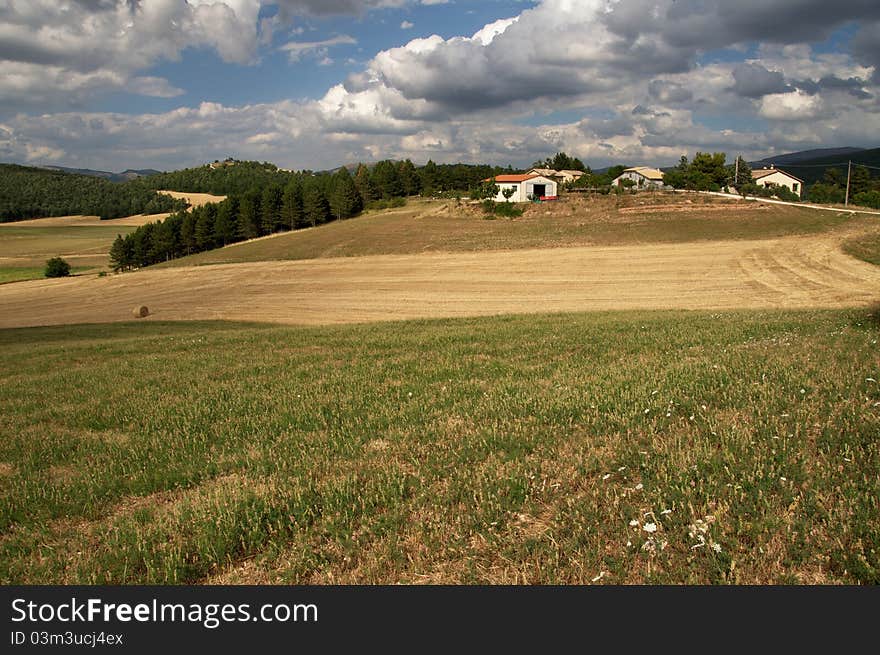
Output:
left=0, top=310, right=878, bottom=584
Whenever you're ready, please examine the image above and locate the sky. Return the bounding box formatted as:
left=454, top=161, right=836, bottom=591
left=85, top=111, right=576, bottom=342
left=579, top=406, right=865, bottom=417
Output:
left=1, top=0, right=879, bottom=172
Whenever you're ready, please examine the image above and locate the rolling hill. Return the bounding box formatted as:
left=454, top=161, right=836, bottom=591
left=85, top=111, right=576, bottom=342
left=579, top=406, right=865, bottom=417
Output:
left=41, top=165, right=161, bottom=183
left=751, top=147, right=880, bottom=186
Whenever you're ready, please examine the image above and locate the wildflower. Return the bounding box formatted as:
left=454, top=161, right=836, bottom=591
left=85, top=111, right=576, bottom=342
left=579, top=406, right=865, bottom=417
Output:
left=634, top=483, right=643, bottom=490
left=629, top=519, right=640, bottom=527
left=712, top=543, right=722, bottom=553
left=602, top=474, right=611, bottom=480
left=643, top=523, right=657, bottom=533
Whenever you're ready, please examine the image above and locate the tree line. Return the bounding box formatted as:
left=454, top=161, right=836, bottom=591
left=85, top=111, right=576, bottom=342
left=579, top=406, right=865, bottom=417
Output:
left=0, top=164, right=186, bottom=222
left=142, top=158, right=512, bottom=199
left=111, top=167, right=374, bottom=270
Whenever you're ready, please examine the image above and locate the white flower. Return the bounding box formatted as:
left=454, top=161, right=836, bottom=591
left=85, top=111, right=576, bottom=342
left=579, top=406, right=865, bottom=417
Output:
left=643, top=522, right=657, bottom=533
left=712, top=543, right=722, bottom=553
left=629, top=519, right=640, bottom=527
left=602, top=474, right=611, bottom=480
left=634, top=483, right=643, bottom=490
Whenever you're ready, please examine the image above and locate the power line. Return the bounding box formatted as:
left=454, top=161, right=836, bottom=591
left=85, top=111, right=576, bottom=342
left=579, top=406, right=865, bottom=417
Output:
left=756, top=162, right=880, bottom=171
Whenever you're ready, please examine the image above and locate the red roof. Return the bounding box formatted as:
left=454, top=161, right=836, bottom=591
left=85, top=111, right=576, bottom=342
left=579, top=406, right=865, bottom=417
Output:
left=485, top=174, right=541, bottom=183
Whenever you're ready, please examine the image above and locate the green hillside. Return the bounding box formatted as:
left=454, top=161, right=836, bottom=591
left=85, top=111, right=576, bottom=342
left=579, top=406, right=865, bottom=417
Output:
left=772, top=147, right=880, bottom=186
left=0, top=164, right=186, bottom=222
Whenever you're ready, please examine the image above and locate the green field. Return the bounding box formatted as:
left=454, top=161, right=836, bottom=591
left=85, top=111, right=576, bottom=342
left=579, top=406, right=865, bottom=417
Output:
left=159, top=196, right=856, bottom=267
left=0, top=223, right=138, bottom=270
left=0, top=267, right=91, bottom=284
left=1, top=309, right=877, bottom=584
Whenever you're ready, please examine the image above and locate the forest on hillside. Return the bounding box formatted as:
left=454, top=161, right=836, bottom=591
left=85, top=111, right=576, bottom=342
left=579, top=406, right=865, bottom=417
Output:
left=141, top=159, right=513, bottom=198
left=111, top=166, right=371, bottom=270
left=0, top=164, right=187, bottom=222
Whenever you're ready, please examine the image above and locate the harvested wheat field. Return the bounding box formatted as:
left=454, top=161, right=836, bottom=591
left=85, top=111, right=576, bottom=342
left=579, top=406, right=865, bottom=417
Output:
left=157, top=190, right=227, bottom=207
left=1, top=228, right=879, bottom=329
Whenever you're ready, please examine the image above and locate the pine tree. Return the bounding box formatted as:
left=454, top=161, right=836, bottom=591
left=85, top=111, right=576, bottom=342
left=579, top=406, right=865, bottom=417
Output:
left=194, top=206, right=215, bottom=250
left=180, top=212, right=197, bottom=254
left=397, top=159, right=420, bottom=196
left=329, top=168, right=363, bottom=220
left=354, top=164, right=377, bottom=205
left=109, top=234, right=133, bottom=272
left=851, top=166, right=872, bottom=196
left=282, top=179, right=305, bottom=230
left=372, top=160, right=402, bottom=198
left=419, top=160, right=439, bottom=195
left=303, top=185, right=330, bottom=227
left=261, top=184, right=283, bottom=234
left=214, top=198, right=238, bottom=245
left=238, top=191, right=262, bottom=239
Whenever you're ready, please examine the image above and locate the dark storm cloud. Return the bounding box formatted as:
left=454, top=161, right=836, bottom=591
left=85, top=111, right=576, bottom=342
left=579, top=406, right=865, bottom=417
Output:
left=729, top=63, right=792, bottom=98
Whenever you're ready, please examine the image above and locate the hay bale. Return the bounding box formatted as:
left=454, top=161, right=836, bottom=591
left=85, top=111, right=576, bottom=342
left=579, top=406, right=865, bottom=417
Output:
left=132, top=305, right=149, bottom=318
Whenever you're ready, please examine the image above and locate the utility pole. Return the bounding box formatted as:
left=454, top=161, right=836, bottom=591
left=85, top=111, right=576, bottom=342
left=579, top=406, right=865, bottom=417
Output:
left=845, top=160, right=852, bottom=206
left=735, top=156, right=739, bottom=186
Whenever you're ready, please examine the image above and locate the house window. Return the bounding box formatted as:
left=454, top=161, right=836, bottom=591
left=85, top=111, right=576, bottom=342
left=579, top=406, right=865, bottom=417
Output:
left=792, top=183, right=799, bottom=193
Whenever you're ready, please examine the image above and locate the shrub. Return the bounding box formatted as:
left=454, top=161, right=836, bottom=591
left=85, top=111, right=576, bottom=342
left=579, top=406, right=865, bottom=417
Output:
left=481, top=200, right=523, bottom=219
left=365, top=197, right=407, bottom=211
left=854, top=190, right=880, bottom=210
left=44, top=257, right=71, bottom=278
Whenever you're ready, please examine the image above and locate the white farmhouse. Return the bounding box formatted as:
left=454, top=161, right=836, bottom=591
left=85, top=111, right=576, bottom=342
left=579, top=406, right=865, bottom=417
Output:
left=488, top=174, right=558, bottom=202
left=750, top=167, right=804, bottom=198
left=611, top=167, right=665, bottom=189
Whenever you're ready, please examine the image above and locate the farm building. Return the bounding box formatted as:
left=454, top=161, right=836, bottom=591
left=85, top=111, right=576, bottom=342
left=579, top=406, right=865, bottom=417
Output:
left=526, top=168, right=585, bottom=184
left=751, top=167, right=804, bottom=198
left=611, top=167, right=666, bottom=189
left=488, top=174, right=558, bottom=202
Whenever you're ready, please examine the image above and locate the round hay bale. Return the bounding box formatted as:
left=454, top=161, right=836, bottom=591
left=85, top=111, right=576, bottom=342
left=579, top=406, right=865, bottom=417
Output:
left=132, top=305, right=149, bottom=318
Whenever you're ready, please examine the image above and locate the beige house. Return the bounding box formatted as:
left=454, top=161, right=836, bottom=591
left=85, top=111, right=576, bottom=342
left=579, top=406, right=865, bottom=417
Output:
left=750, top=167, right=804, bottom=198
left=488, top=174, right=558, bottom=202
left=527, top=168, right=585, bottom=185
left=612, top=167, right=665, bottom=189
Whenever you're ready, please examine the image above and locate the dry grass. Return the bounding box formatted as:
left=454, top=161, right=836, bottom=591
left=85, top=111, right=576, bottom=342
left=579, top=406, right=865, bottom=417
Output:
left=1, top=227, right=879, bottom=329
left=160, top=194, right=856, bottom=268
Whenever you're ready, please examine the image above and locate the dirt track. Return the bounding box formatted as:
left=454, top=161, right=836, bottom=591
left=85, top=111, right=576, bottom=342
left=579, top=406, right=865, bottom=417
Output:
left=2, top=229, right=879, bottom=329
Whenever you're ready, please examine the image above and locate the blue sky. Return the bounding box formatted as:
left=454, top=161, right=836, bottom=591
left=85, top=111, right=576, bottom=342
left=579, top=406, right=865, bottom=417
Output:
left=0, top=1, right=878, bottom=171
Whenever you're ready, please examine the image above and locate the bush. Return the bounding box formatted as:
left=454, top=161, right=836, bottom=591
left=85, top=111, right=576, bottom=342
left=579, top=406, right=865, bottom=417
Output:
left=365, top=197, right=407, bottom=211
left=44, top=257, right=71, bottom=278
left=481, top=200, right=523, bottom=219
left=854, top=191, right=880, bottom=210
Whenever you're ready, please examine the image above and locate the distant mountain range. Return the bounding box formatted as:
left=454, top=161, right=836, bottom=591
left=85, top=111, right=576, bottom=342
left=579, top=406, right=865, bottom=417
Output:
left=39, top=165, right=161, bottom=183
left=748, top=147, right=866, bottom=168
left=749, top=147, right=880, bottom=186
